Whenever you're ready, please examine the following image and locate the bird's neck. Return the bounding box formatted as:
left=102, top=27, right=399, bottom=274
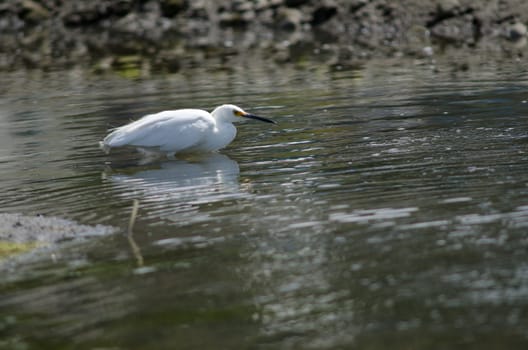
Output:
left=209, top=121, right=237, bottom=150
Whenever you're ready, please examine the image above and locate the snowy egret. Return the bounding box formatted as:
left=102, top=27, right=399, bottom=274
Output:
left=100, top=104, right=275, bottom=156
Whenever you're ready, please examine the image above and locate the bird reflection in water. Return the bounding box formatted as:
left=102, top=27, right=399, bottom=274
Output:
left=103, top=153, right=243, bottom=223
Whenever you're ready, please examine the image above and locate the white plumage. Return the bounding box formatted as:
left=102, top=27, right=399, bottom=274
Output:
left=100, top=104, right=275, bottom=157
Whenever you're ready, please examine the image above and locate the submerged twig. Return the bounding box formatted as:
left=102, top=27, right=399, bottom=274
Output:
left=128, top=199, right=139, bottom=234
left=127, top=199, right=144, bottom=267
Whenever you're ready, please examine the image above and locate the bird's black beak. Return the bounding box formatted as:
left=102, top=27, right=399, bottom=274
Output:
left=243, top=113, right=276, bottom=124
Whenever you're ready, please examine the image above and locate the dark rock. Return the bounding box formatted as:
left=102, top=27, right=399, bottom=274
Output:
left=0, top=3, right=25, bottom=31
left=430, top=14, right=478, bottom=43
left=311, top=4, right=337, bottom=26
left=154, top=49, right=182, bottom=72
left=285, top=0, right=310, bottom=7
left=18, top=0, right=50, bottom=24
left=160, top=0, right=188, bottom=17
left=376, top=3, right=394, bottom=19
left=61, top=0, right=132, bottom=26
left=349, top=0, right=368, bottom=13
left=187, top=2, right=208, bottom=19
left=218, top=11, right=250, bottom=27
left=426, top=3, right=473, bottom=29
left=276, top=7, right=303, bottom=30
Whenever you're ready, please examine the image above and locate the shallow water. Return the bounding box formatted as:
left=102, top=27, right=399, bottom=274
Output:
left=1, top=59, right=528, bottom=349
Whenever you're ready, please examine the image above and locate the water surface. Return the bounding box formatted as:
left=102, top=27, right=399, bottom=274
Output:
left=1, top=60, right=528, bottom=349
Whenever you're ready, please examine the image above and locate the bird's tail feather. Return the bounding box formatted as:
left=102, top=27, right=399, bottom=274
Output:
left=99, top=141, right=111, bottom=154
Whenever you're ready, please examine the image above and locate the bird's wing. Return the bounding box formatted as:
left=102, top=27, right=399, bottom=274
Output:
left=103, top=110, right=215, bottom=152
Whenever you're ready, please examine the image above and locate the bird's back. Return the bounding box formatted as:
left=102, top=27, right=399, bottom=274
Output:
left=102, top=109, right=216, bottom=154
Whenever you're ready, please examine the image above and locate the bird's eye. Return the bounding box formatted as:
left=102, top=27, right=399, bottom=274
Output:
left=234, top=110, right=244, bottom=117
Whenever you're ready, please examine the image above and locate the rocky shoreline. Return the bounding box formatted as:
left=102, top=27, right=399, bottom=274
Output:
left=1, top=0, right=527, bottom=72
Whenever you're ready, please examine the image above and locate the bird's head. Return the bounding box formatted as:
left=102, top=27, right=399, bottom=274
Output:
left=212, top=104, right=276, bottom=124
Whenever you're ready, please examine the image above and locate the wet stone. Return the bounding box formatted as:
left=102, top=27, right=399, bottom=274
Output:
left=276, top=7, right=303, bottom=30
left=18, top=0, right=50, bottom=24
left=429, top=14, right=477, bottom=43
left=507, top=22, right=527, bottom=41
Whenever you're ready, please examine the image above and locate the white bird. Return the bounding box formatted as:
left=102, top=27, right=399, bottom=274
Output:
left=100, top=104, right=275, bottom=157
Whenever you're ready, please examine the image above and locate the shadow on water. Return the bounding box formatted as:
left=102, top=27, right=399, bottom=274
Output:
left=1, top=60, right=528, bottom=349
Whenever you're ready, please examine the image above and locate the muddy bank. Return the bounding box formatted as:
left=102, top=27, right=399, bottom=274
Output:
left=0, top=213, right=116, bottom=246
left=1, top=0, right=527, bottom=71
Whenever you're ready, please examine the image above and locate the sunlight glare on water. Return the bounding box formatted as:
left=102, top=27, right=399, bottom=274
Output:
left=1, top=60, right=528, bottom=349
